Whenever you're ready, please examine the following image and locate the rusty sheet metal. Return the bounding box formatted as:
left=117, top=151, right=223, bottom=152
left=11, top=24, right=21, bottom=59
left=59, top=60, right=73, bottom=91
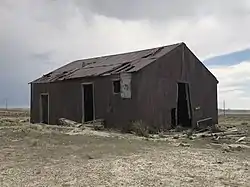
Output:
left=32, top=43, right=181, bottom=83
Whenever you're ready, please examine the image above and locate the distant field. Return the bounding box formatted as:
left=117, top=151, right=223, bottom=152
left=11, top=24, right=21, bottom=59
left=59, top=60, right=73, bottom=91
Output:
left=0, top=108, right=29, bottom=112
left=0, top=108, right=29, bottom=118
left=2, top=108, right=250, bottom=116
left=1, top=108, right=250, bottom=115
left=218, top=109, right=250, bottom=115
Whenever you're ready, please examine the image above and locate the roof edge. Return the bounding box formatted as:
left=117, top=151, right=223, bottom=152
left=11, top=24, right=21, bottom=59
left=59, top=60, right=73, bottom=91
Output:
left=30, top=42, right=185, bottom=84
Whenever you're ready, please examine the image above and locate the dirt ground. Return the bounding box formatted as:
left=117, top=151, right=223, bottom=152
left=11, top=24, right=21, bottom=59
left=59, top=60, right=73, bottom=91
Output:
left=0, top=110, right=249, bottom=187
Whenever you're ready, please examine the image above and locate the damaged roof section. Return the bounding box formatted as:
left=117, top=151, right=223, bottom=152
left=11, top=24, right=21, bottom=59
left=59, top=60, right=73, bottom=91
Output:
left=32, top=43, right=181, bottom=83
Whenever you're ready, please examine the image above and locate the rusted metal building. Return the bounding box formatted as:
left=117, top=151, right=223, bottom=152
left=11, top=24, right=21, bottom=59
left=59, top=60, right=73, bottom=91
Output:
left=30, top=42, right=218, bottom=130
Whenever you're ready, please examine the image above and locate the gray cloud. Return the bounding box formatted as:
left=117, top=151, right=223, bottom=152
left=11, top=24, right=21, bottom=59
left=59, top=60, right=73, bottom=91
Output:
left=76, top=0, right=250, bottom=21
left=77, top=0, right=199, bottom=21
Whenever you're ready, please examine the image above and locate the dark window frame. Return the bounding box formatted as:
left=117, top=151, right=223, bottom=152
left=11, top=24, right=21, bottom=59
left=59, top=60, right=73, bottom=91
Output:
left=112, top=79, right=121, bottom=94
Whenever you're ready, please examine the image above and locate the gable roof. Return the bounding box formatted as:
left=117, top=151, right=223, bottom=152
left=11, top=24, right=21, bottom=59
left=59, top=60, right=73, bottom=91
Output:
left=31, top=43, right=181, bottom=83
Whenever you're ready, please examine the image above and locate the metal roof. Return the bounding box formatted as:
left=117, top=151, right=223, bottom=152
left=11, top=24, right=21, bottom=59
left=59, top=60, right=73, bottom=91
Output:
left=31, top=43, right=181, bottom=83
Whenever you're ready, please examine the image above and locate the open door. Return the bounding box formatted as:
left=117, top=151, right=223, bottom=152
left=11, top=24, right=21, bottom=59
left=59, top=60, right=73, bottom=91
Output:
left=82, top=83, right=94, bottom=122
left=177, top=82, right=192, bottom=127
left=40, top=93, right=49, bottom=124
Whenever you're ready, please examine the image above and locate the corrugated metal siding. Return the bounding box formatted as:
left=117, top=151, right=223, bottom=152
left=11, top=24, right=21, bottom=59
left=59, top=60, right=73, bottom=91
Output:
left=134, top=44, right=218, bottom=129
left=30, top=76, right=138, bottom=128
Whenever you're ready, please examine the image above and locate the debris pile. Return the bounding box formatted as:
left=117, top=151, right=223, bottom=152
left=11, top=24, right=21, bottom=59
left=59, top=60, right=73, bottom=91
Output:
left=147, top=123, right=249, bottom=151
left=57, top=118, right=81, bottom=127
left=57, top=118, right=104, bottom=131
left=192, top=126, right=248, bottom=143
left=185, top=124, right=250, bottom=151
left=221, top=143, right=250, bottom=152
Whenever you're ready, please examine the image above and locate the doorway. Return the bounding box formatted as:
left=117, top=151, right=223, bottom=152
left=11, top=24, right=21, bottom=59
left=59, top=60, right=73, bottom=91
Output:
left=40, top=93, right=49, bottom=124
left=177, top=82, right=192, bottom=127
left=82, top=83, right=94, bottom=122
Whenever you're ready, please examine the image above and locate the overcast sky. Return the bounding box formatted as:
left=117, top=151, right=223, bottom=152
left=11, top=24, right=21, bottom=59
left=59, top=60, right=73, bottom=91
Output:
left=0, top=0, right=250, bottom=109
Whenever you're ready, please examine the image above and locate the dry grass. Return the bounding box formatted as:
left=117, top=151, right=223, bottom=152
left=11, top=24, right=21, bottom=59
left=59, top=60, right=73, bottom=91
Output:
left=0, top=110, right=249, bottom=186
left=0, top=108, right=29, bottom=118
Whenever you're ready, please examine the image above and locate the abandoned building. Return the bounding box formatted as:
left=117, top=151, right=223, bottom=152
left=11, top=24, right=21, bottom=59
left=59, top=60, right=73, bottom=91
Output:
left=30, top=42, right=218, bottom=130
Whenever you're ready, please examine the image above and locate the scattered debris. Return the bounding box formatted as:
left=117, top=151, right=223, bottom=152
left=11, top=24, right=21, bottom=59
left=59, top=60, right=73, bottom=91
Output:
left=76, top=124, right=83, bottom=128
left=57, top=118, right=104, bottom=131
left=188, top=136, right=195, bottom=140
left=221, top=143, right=250, bottom=152
left=32, top=124, right=75, bottom=131
left=221, top=144, right=232, bottom=152
left=195, top=128, right=246, bottom=139
left=228, top=144, right=250, bottom=151
left=196, top=117, right=213, bottom=130
left=158, top=131, right=165, bottom=138
left=86, top=154, right=94, bottom=160
left=241, top=122, right=248, bottom=125
left=212, top=135, right=220, bottom=141
left=178, top=142, right=191, bottom=147
left=19, top=118, right=30, bottom=123
left=34, top=169, right=41, bottom=175
left=211, top=124, right=224, bottom=133
left=173, top=135, right=180, bottom=139
left=58, top=118, right=80, bottom=127
left=216, top=161, right=223, bottom=164
left=84, top=119, right=105, bottom=131
left=236, top=137, right=246, bottom=143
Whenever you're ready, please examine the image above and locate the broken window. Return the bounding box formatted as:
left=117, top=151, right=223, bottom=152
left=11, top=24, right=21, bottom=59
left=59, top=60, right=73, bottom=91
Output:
left=113, top=80, right=120, bottom=94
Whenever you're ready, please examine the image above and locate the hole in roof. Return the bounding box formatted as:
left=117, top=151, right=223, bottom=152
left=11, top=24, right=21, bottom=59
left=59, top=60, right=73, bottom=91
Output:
left=88, top=61, right=96, bottom=65
left=141, top=47, right=164, bottom=59
left=152, top=47, right=164, bottom=56
left=141, top=53, right=153, bottom=58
